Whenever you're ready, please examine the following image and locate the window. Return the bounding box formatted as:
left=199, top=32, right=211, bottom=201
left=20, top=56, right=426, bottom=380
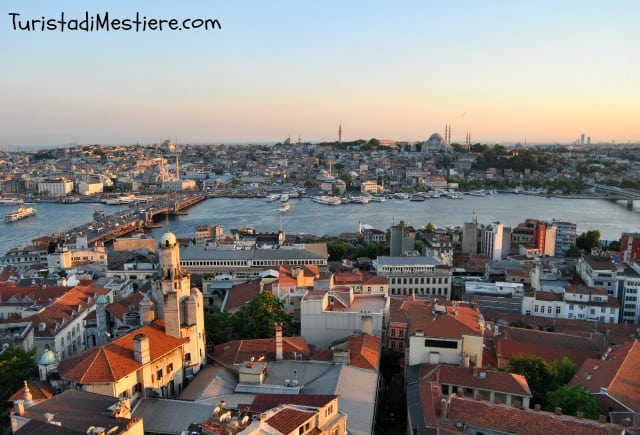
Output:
left=157, top=369, right=163, bottom=380
left=547, top=307, right=552, bottom=314
left=425, top=339, right=457, bottom=349
left=534, top=305, right=539, bottom=313
left=167, top=363, right=173, bottom=374
left=555, top=306, right=561, bottom=314
left=399, top=330, right=404, bottom=337
left=391, top=329, right=396, bottom=337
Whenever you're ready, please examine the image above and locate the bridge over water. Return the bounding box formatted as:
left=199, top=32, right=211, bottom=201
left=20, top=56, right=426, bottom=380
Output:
left=593, top=184, right=640, bottom=208
left=85, top=194, right=207, bottom=246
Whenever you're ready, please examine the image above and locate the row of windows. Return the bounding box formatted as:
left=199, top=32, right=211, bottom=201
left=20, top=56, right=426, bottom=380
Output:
left=182, top=259, right=325, bottom=267
left=390, top=288, right=448, bottom=296
left=390, top=328, right=405, bottom=337
left=390, top=340, right=405, bottom=352
left=534, top=305, right=561, bottom=314
left=390, top=276, right=449, bottom=285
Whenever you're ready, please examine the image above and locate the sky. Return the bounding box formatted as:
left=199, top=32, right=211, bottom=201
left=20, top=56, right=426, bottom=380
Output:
left=1, top=1, right=639, bottom=147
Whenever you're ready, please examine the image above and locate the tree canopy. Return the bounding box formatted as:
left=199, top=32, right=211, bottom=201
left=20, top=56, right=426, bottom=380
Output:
left=507, top=354, right=578, bottom=408
left=576, top=230, right=601, bottom=252
left=546, top=385, right=600, bottom=419
left=205, top=291, right=296, bottom=347
left=0, top=347, right=38, bottom=427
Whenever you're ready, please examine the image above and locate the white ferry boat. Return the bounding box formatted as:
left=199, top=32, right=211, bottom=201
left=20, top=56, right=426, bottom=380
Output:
left=103, top=194, right=138, bottom=205
left=312, top=195, right=342, bottom=206
left=279, top=202, right=291, bottom=212
left=266, top=193, right=280, bottom=202
left=5, top=205, right=36, bottom=223
left=349, top=195, right=370, bottom=204
left=393, top=192, right=410, bottom=200
left=0, top=197, right=23, bottom=206
left=369, top=195, right=386, bottom=202
left=280, top=194, right=290, bottom=203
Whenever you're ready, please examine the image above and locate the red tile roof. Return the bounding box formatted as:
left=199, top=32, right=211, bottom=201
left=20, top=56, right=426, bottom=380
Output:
left=22, top=282, right=109, bottom=338
left=239, top=393, right=336, bottom=413
left=57, top=321, right=187, bottom=383
left=570, top=340, right=640, bottom=412
left=265, top=406, right=314, bottom=433
left=345, top=334, right=380, bottom=371
left=212, top=336, right=310, bottom=367
left=420, top=364, right=531, bottom=397
left=106, top=291, right=145, bottom=322
left=223, top=279, right=262, bottom=312
left=441, top=396, right=624, bottom=434
left=496, top=326, right=601, bottom=368
left=410, top=303, right=483, bottom=338
left=8, top=380, right=55, bottom=403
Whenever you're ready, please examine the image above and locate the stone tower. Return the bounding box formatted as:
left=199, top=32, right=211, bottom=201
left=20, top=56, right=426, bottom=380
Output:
left=153, top=231, right=206, bottom=375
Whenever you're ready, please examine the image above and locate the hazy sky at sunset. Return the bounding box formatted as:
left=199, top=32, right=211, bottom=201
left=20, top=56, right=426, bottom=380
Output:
left=1, top=1, right=638, bottom=147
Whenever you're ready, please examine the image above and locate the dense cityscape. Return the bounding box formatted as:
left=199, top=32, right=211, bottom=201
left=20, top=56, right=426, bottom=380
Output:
left=0, top=138, right=639, bottom=434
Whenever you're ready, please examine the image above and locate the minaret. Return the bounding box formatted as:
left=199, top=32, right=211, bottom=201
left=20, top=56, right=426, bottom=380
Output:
left=338, top=123, right=342, bottom=143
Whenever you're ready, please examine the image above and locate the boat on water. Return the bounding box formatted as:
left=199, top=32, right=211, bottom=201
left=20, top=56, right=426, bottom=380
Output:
left=349, top=195, right=370, bottom=204
left=393, top=192, right=410, bottom=200
left=5, top=205, right=36, bottom=223
left=468, top=190, right=487, bottom=197
left=279, top=202, right=291, bottom=212
left=409, top=194, right=426, bottom=202
left=312, top=195, right=342, bottom=206
left=266, top=193, right=280, bottom=202
left=103, top=194, right=138, bottom=205
left=280, top=194, right=290, bottom=203
left=59, top=196, right=80, bottom=204
left=444, top=191, right=464, bottom=199
left=0, top=197, right=23, bottom=206
left=369, top=195, right=386, bottom=202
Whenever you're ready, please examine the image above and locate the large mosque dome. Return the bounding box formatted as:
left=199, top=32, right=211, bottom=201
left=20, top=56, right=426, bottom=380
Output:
left=425, top=133, right=444, bottom=146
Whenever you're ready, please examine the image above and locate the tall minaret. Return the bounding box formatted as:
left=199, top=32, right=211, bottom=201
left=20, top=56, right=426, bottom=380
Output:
left=338, top=123, right=342, bottom=143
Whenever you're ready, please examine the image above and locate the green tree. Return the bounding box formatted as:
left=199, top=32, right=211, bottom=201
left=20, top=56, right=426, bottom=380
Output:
left=546, top=386, right=601, bottom=419
left=232, top=291, right=295, bottom=340
left=0, top=347, right=37, bottom=425
left=355, top=243, right=380, bottom=260
left=576, top=230, right=601, bottom=252
left=565, top=245, right=581, bottom=258
left=549, top=357, right=576, bottom=391
left=340, top=173, right=353, bottom=188
left=327, top=241, right=349, bottom=261
left=507, top=354, right=552, bottom=407
left=204, top=311, right=234, bottom=346
left=425, top=222, right=436, bottom=233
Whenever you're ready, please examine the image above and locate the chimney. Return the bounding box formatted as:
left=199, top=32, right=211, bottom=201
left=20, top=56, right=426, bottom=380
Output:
left=14, top=400, right=24, bottom=417
left=133, top=334, right=150, bottom=365
left=275, top=323, right=283, bottom=361
left=440, top=398, right=448, bottom=418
